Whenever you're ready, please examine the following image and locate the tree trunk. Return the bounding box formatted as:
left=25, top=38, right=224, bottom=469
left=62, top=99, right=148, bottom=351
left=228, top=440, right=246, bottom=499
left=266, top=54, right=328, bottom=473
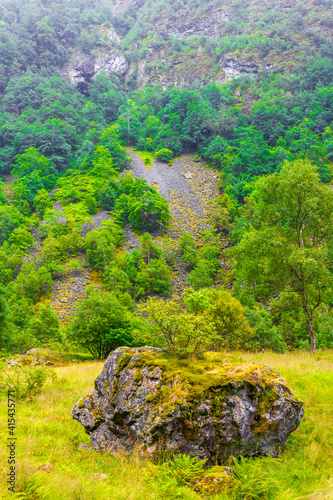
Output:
left=306, top=318, right=317, bottom=352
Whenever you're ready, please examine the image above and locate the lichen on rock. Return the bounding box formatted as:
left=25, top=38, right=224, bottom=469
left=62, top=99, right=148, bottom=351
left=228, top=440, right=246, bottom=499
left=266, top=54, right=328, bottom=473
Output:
left=10, top=348, right=66, bottom=367
left=72, top=346, right=304, bottom=463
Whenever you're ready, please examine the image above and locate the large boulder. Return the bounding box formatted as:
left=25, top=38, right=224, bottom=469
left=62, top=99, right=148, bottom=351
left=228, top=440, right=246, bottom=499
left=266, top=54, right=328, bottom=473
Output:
left=72, top=347, right=304, bottom=463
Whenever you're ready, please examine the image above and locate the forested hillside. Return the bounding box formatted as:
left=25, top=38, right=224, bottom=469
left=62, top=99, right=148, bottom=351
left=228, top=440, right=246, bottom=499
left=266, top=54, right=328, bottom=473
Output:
left=1, top=0, right=333, bottom=357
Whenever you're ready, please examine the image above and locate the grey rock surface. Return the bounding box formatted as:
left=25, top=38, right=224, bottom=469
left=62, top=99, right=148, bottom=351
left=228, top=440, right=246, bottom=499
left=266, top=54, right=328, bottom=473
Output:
left=73, top=347, right=304, bottom=463
left=64, top=47, right=128, bottom=93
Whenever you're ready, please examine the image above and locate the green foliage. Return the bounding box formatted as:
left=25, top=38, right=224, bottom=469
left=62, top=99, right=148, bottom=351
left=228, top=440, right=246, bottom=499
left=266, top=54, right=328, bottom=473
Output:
left=186, top=259, right=215, bottom=289
left=0, top=206, right=23, bottom=245
left=12, top=148, right=56, bottom=208
left=208, top=194, right=235, bottom=234
left=185, top=288, right=255, bottom=350
left=33, top=188, right=53, bottom=218
left=179, top=232, right=197, bottom=269
left=3, top=0, right=333, bottom=363
left=68, top=289, right=136, bottom=359
left=154, top=148, right=173, bottom=162
left=166, top=454, right=207, bottom=485
left=244, top=306, right=286, bottom=352
left=12, top=262, right=53, bottom=303
left=0, top=285, right=10, bottom=349
left=135, top=258, right=171, bottom=297
left=230, top=159, right=333, bottom=351
left=7, top=227, right=34, bottom=251
left=85, top=220, right=123, bottom=271
left=104, top=262, right=132, bottom=295
left=136, top=297, right=218, bottom=357
left=114, top=176, right=170, bottom=231
left=140, top=233, right=163, bottom=263
left=0, top=364, right=56, bottom=400
left=28, top=301, right=61, bottom=346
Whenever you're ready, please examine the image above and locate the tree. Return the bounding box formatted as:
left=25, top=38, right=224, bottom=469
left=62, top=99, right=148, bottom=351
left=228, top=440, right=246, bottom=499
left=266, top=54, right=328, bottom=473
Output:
left=230, top=159, right=333, bottom=351
left=28, top=301, right=60, bottom=345
left=135, top=258, right=171, bottom=297
left=184, top=288, right=255, bottom=350
left=85, top=220, right=123, bottom=271
left=135, top=297, right=218, bottom=357
left=68, top=289, right=135, bottom=359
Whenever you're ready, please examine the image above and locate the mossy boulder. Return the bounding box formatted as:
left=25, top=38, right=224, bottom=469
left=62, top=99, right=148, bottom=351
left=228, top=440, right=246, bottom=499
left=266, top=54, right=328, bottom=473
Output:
left=11, top=348, right=66, bottom=366
left=193, top=466, right=234, bottom=494
left=72, top=347, right=304, bottom=463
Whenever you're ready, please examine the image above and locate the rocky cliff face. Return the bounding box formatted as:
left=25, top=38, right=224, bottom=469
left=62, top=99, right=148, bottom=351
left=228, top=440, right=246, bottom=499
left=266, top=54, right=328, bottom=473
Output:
left=63, top=27, right=128, bottom=93
left=62, top=0, right=333, bottom=92
left=73, top=346, right=304, bottom=463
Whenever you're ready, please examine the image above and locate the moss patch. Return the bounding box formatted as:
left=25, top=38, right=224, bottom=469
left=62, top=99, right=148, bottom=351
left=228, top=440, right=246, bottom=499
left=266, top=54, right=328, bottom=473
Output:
left=134, top=350, right=291, bottom=401
left=116, top=348, right=296, bottom=427
left=194, top=470, right=233, bottom=494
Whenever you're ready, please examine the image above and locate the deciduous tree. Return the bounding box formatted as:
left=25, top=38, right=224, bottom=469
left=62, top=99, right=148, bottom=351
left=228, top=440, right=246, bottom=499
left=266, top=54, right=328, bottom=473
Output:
left=230, top=159, right=333, bottom=351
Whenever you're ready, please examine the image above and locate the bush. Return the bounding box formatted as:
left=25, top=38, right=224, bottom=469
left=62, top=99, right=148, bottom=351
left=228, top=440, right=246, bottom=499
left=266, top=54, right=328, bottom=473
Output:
left=155, top=148, right=173, bottom=162
left=208, top=203, right=232, bottom=234
left=244, top=306, right=286, bottom=352
left=179, top=232, right=197, bottom=269
left=185, top=288, right=255, bottom=350
left=187, top=259, right=215, bottom=289
left=114, top=177, right=170, bottom=231
left=135, top=258, right=171, bottom=297
left=135, top=297, right=218, bottom=357
left=0, top=364, right=56, bottom=400
left=85, top=219, right=123, bottom=270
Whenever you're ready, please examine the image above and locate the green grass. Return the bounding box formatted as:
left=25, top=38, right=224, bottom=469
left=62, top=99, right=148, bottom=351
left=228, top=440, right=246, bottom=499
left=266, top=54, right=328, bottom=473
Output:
left=136, top=150, right=154, bottom=167
left=0, top=350, right=332, bottom=499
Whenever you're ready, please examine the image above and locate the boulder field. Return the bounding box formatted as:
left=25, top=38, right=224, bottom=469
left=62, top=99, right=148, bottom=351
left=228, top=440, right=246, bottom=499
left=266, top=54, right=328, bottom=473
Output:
left=73, top=347, right=304, bottom=463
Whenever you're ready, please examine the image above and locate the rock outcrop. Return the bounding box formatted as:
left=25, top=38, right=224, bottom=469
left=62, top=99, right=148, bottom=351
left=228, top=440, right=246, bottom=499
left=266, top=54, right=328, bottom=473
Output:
left=64, top=45, right=128, bottom=94
left=73, top=347, right=304, bottom=463
left=9, top=348, right=66, bottom=367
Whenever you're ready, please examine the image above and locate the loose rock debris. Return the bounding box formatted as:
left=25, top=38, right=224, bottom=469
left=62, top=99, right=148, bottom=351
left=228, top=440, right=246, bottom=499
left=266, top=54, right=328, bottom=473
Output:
left=129, top=152, right=229, bottom=295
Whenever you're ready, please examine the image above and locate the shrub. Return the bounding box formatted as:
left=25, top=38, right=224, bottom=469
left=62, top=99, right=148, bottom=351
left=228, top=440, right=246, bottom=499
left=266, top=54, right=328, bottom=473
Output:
left=28, top=301, right=61, bottom=346
left=208, top=203, right=232, bottom=234
left=8, top=227, right=34, bottom=251
left=127, top=191, right=170, bottom=230
left=135, top=297, right=218, bottom=357
left=179, top=232, right=197, bottom=269
left=244, top=306, right=286, bottom=352
left=104, top=262, right=132, bottom=294
left=187, top=259, right=215, bottom=289
left=135, top=258, right=171, bottom=297
left=114, top=177, right=170, bottom=231
left=155, top=148, right=173, bottom=162
left=185, top=288, right=256, bottom=350
left=0, top=364, right=56, bottom=400
left=85, top=219, right=123, bottom=270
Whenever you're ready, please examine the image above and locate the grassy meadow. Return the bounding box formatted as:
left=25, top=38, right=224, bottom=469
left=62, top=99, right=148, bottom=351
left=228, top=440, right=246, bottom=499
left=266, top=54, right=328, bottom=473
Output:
left=0, top=350, right=332, bottom=500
